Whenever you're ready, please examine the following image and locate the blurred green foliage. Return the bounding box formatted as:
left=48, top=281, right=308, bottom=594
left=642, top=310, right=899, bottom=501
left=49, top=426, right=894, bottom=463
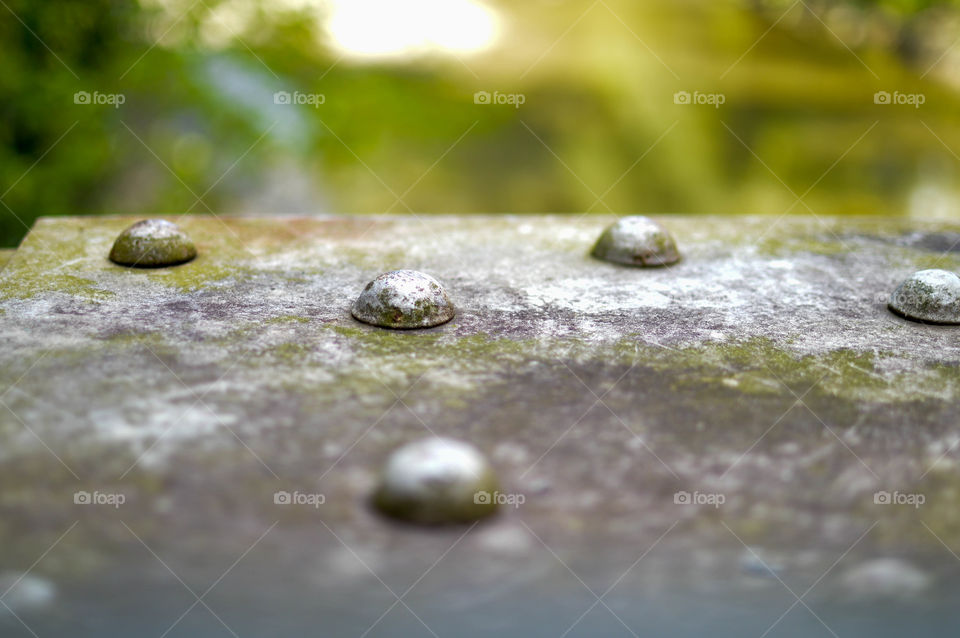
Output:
left=2, top=0, right=960, bottom=246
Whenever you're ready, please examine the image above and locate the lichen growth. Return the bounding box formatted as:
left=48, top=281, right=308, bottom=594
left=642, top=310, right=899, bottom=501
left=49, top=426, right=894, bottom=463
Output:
left=752, top=235, right=853, bottom=257
left=267, top=341, right=313, bottom=360
left=139, top=258, right=254, bottom=293
left=610, top=336, right=960, bottom=404
left=888, top=269, right=960, bottom=324
left=263, top=315, right=311, bottom=325
left=0, top=216, right=263, bottom=298
left=329, top=325, right=534, bottom=363
left=0, top=270, right=115, bottom=302
left=321, top=327, right=960, bottom=405
left=351, top=270, right=455, bottom=329
left=304, top=326, right=960, bottom=406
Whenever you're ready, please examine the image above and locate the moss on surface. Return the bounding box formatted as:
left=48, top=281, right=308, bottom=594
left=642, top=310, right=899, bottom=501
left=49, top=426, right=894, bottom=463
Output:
left=329, top=325, right=535, bottom=365
left=263, top=315, right=312, bottom=325
left=609, top=336, right=960, bottom=403
left=351, top=270, right=456, bottom=329
left=322, top=325, right=960, bottom=406
left=0, top=217, right=263, bottom=298
left=6, top=214, right=960, bottom=566
left=0, top=248, right=15, bottom=272
left=753, top=235, right=854, bottom=257
left=0, top=220, right=112, bottom=300
left=5, top=273, right=116, bottom=302
left=137, top=258, right=253, bottom=293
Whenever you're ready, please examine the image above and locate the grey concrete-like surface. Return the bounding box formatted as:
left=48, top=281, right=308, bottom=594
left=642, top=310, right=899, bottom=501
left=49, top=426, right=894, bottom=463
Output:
left=2, top=214, right=960, bottom=637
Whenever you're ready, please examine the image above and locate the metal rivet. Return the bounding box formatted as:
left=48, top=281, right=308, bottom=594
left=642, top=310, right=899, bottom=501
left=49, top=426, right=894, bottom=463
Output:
left=351, top=270, right=455, bottom=329
left=373, top=437, right=500, bottom=525
left=888, top=269, right=960, bottom=324
left=109, top=219, right=197, bottom=268
left=591, top=216, right=681, bottom=267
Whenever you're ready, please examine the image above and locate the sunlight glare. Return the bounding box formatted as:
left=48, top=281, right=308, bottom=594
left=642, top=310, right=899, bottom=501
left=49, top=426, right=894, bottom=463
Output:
left=323, top=0, right=499, bottom=61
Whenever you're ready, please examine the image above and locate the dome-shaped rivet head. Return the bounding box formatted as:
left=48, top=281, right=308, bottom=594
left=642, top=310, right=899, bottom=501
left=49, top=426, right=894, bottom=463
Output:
left=373, top=437, right=500, bottom=525
left=591, top=216, right=681, bottom=267
left=109, top=219, right=197, bottom=268
left=889, top=269, right=960, bottom=324
left=351, top=270, right=455, bottom=329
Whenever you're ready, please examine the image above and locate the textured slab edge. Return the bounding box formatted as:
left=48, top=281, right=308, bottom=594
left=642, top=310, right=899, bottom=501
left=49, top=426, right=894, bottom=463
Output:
left=0, top=248, right=15, bottom=273
left=4, top=213, right=960, bottom=587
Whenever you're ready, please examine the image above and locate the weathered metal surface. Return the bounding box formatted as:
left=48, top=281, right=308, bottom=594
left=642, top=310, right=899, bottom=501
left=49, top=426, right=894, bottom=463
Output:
left=2, top=214, right=960, bottom=636
left=373, top=437, right=500, bottom=524
left=352, top=269, right=456, bottom=329
left=889, top=268, right=960, bottom=324
left=590, top=215, right=681, bottom=266
left=108, top=219, right=198, bottom=268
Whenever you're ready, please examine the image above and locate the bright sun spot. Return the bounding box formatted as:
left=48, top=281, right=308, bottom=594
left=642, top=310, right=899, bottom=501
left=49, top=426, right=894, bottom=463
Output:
left=323, top=0, right=499, bottom=61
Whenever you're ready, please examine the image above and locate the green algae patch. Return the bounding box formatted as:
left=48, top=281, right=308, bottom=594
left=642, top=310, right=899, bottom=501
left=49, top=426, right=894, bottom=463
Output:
left=325, top=326, right=960, bottom=405
left=0, top=268, right=115, bottom=302
left=0, top=220, right=114, bottom=301
left=324, top=326, right=544, bottom=398
left=94, top=330, right=172, bottom=350
left=611, top=337, right=960, bottom=404
left=753, top=235, right=853, bottom=258
left=126, top=222, right=258, bottom=292
left=0, top=215, right=262, bottom=298
left=264, top=315, right=311, bottom=325
left=0, top=249, right=14, bottom=272
left=267, top=341, right=314, bottom=361
left=330, top=325, right=537, bottom=363
left=138, top=257, right=253, bottom=293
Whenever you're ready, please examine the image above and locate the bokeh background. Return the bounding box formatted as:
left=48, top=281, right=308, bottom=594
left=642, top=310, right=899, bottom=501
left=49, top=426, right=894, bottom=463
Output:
left=3, top=0, right=960, bottom=247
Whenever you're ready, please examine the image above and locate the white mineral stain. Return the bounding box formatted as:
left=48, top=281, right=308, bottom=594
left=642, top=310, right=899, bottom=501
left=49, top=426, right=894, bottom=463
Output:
left=523, top=279, right=672, bottom=312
